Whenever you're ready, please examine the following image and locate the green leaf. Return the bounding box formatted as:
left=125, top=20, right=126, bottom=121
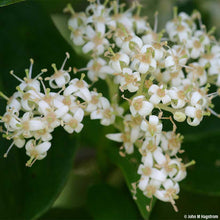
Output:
left=40, top=207, right=92, bottom=220
left=50, top=14, right=73, bottom=48
left=87, top=184, right=140, bottom=220
left=51, top=14, right=89, bottom=59
left=0, top=129, right=78, bottom=220
left=0, top=0, right=24, bottom=7
left=107, top=145, right=156, bottom=220
left=181, top=131, right=220, bottom=196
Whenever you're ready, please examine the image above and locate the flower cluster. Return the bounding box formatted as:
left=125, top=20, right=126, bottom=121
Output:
left=0, top=53, right=122, bottom=167
left=1, top=0, right=220, bottom=212
left=64, top=0, right=220, bottom=210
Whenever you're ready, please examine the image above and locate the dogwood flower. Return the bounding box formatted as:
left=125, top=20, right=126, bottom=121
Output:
left=25, top=140, right=51, bottom=166
left=185, top=105, right=204, bottom=126
left=130, top=95, right=154, bottom=117
left=62, top=108, right=84, bottom=134
left=148, top=84, right=171, bottom=105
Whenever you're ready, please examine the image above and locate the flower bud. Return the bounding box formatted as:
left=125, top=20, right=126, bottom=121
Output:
left=174, top=112, right=186, bottom=122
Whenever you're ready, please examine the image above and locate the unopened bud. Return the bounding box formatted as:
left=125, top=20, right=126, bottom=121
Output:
left=174, top=112, right=186, bottom=122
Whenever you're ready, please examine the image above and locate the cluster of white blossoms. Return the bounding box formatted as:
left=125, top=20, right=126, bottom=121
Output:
left=0, top=54, right=122, bottom=167
left=1, top=0, right=220, bottom=212
left=63, top=0, right=220, bottom=210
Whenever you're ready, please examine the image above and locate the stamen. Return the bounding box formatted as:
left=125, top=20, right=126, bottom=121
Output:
left=146, top=197, right=154, bottom=212
left=74, top=67, right=88, bottom=73
left=108, top=47, right=116, bottom=56
left=171, top=200, right=178, bottom=212
left=208, top=107, right=220, bottom=118
left=26, top=156, right=38, bottom=167
left=33, top=69, right=48, bottom=81
left=61, top=52, right=70, bottom=70
left=10, top=70, right=24, bottom=83
left=4, top=141, right=15, bottom=158
left=121, top=94, right=131, bottom=103
left=154, top=11, right=158, bottom=33
left=57, top=86, right=66, bottom=95
left=51, top=63, right=58, bottom=72
left=136, top=3, right=142, bottom=16
left=0, top=92, right=9, bottom=101
left=80, top=73, right=86, bottom=81
left=25, top=69, right=29, bottom=78
left=195, top=11, right=205, bottom=32
left=173, top=6, right=178, bottom=19
left=184, top=160, right=196, bottom=168
left=28, top=58, right=34, bottom=79
left=72, top=67, right=78, bottom=74
left=16, top=86, right=24, bottom=94
left=38, top=77, right=47, bottom=95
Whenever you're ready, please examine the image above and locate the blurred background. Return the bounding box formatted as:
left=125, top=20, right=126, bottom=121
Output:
left=0, top=0, right=220, bottom=219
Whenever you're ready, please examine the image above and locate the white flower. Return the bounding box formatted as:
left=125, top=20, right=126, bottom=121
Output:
left=168, top=88, right=186, bottom=109
left=130, top=95, right=154, bottom=117
left=152, top=42, right=165, bottom=61
left=62, top=108, right=84, bottom=134
left=155, top=179, right=180, bottom=203
left=141, top=28, right=159, bottom=44
left=131, top=45, right=157, bottom=74
left=138, top=152, right=167, bottom=185
left=162, top=69, right=185, bottom=87
left=85, top=91, right=102, bottom=112
left=20, top=112, right=46, bottom=137
left=189, top=91, right=207, bottom=107
left=141, top=115, right=162, bottom=136
left=109, top=52, right=130, bottom=73
left=208, top=59, right=220, bottom=86
left=186, top=63, right=207, bottom=86
left=166, top=159, right=187, bottom=182
left=186, top=36, right=205, bottom=59
left=161, top=132, right=182, bottom=156
left=90, top=97, right=115, bottom=126
left=166, top=12, right=194, bottom=43
left=133, top=15, right=148, bottom=34
left=6, top=92, right=21, bottom=112
left=21, top=89, right=43, bottom=111
left=121, top=35, right=143, bottom=55
left=25, top=140, right=51, bottom=166
left=68, top=11, right=87, bottom=30
left=34, top=129, right=53, bottom=142
left=140, top=179, right=161, bottom=198
left=185, top=105, right=203, bottom=126
left=10, top=60, right=44, bottom=92
left=1, top=112, right=20, bottom=132
left=47, top=53, right=71, bottom=89
left=106, top=130, right=136, bottom=154
left=148, top=84, right=171, bottom=105
left=64, top=77, right=91, bottom=102
left=107, top=11, right=133, bottom=32
left=86, top=3, right=111, bottom=35
left=70, top=29, right=85, bottom=46
left=82, top=26, right=109, bottom=55
left=165, top=46, right=188, bottom=71
left=87, top=58, right=114, bottom=81
left=118, top=68, right=141, bottom=92
left=199, top=45, right=220, bottom=67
